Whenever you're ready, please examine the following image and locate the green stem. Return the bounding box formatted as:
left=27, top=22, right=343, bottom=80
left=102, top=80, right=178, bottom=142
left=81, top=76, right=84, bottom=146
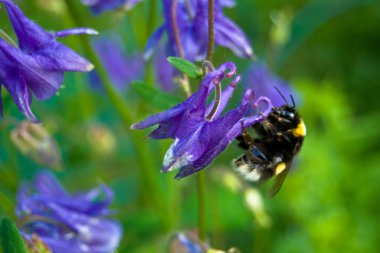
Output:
left=63, top=0, right=171, bottom=230
left=197, top=171, right=206, bottom=241
left=146, top=0, right=157, bottom=39
left=195, top=0, right=216, bottom=242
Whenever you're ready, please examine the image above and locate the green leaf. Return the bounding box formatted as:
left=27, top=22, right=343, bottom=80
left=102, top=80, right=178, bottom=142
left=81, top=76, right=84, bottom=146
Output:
left=167, top=57, right=202, bottom=78
left=0, top=217, right=27, bottom=253
left=131, top=81, right=182, bottom=110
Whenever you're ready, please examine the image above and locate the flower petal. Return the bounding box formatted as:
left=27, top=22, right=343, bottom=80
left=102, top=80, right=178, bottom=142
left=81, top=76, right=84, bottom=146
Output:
left=2, top=73, right=38, bottom=122
left=144, top=25, right=165, bottom=60
left=54, top=28, right=98, bottom=38
left=214, top=16, right=254, bottom=59
left=35, top=172, right=67, bottom=197
left=0, top=39, right=63, bottom=100
left=245, top=63, right=295, bottom=107
left=35, top=43, right=94, bottom=72
left=0, top=0, right=54, bottom=53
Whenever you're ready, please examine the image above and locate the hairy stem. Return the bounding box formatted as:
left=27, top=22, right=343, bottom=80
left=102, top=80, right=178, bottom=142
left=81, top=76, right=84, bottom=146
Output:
left=171, top=0, right=184, bottom=58
left=206, top=0, right=215, bottom=61
left=171, top=0, right=191, bottom=96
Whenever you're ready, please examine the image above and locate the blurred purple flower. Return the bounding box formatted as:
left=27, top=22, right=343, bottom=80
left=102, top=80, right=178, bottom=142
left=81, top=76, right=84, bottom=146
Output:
left=17, top=172, right=122, bottom=253
left=82, top=0, right=143, bottom=15
left=152, top=45, right=176, bottom=91
left=0, top=0, right=96, bottom=122
left=131, top=62, right=271, bottom=179
left=245, top=63, right=294, bottom=107
left=145, top=0, right=253, bottom=61
left=90, top=34, right=144, bottom=92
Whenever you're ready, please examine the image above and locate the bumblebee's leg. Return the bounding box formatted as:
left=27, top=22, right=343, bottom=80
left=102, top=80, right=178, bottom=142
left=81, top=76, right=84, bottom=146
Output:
left=270, top=113, right=292, bottom=125
left=241, top=121, right=254, bottom=148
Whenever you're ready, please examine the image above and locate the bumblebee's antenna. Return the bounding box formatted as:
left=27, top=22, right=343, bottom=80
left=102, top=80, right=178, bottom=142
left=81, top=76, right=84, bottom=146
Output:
left=274, top=86, right=289, bottom=105
left=290, top=95, right=296, bottom=107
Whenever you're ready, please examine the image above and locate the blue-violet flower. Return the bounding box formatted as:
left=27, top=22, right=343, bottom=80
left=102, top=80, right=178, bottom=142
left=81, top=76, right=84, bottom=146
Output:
left=144, top=0, right=253, bottom=61
left=131, top=62, right=271, bottom=178
left=0, top=0, right=96, bottom=122
left=90, top=34, right=144, bottom=92
left=245, top=62, right=295, bottom=107
left=17, top=172, right=122, bottom=253
left=81, top=0, right=143, bottom=15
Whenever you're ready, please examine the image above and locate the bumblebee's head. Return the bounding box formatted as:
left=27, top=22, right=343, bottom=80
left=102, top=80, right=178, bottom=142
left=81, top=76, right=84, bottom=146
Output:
left=273, top=105, right=297, bottom=121
left=272, top=87, right=298, bottom=121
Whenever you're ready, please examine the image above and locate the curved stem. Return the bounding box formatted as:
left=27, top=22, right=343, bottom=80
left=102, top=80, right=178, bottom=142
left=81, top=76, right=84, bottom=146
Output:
left=206, top=0, right=215, bottom=61
left=205, top=80, right=221, bottom=121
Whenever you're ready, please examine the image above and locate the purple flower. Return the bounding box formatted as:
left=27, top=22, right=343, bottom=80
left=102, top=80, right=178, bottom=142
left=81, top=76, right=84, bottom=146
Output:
left=82, top=0, right=143, bottom=15
left=145, top=0, right=253, bottom=61
left=17, top=172, right=122, bottom=253
left=245, top=63, right=295, bottom=107
left=0, top=0, right=96, bottom=122
left=90, top=34, right=144, bottom=92
left=131, top=62, right=271, bottom=179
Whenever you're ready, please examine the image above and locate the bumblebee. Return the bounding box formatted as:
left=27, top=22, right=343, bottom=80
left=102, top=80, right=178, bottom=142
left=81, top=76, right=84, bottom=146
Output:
left=233, top=88, right=306, bottom=197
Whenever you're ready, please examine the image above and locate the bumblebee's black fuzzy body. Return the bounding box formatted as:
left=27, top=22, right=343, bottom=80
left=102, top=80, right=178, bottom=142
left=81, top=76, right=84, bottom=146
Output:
left=234, top=104, right=306, bottom=196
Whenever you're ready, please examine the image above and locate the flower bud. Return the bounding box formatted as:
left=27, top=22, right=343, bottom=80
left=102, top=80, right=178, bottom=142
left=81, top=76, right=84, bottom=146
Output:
left=11, top=121, right=62, bottom=170
left=86, top=124, right=116, bottom=156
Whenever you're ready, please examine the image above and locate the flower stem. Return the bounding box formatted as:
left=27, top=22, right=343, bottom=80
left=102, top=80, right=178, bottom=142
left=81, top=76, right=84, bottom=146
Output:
left=63, top=0, right=171, bottom=230
left=146, top=0, right=157, bottom=40
left=171, top=0, right=184, bottom=58
left=197, top=171, right=206, bottom=241
left=197, top=0, right=216, bottom=241
left=171, top=0, right=191, bottom=96
left=206, top=0, right=215, bottom=61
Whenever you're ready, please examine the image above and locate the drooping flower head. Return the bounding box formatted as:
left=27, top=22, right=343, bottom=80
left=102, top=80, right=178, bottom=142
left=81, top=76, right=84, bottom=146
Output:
left=0, top=0, right=96, bottom=122
left=90, top=33, right=144, bottom=92
left=81, top=0, right=143, bottom=15
left=17, top=172, right=122, bottom=253
left=144, top=0, right=253, bottom=61
left=131, top=62, right=272, bottom=178
left=245, top=62, right=295, bottom=107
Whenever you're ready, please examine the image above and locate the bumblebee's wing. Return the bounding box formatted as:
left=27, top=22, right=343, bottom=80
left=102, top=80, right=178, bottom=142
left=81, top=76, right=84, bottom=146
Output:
left=268, top=167, right=289, bottom=198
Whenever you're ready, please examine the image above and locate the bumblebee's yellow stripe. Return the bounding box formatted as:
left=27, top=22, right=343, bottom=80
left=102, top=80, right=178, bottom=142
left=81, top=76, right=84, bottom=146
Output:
left=275, top=162, right=287, bottom=175
left=292, top=120, right=306, bottom=137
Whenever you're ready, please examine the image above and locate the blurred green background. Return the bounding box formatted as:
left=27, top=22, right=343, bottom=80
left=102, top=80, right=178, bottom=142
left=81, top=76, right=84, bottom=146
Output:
left=1, top=0, right=380, bottom=252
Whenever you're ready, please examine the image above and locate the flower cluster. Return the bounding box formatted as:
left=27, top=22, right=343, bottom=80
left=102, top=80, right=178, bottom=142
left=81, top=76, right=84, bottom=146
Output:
left=132, top=62, right=272, bottom=178
left=145, top=0, right=253, bottom=61
left=0, top=0, right=95, bottom=122
left=81, top=0, right=143, bottom=15
left=17, top=172, right=121, bottom=253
